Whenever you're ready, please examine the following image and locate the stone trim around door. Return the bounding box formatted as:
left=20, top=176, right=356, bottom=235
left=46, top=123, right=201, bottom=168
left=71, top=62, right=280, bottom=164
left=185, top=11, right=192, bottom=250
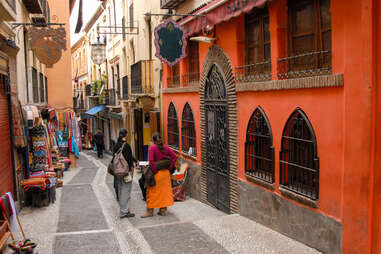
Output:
left=199, top=45, right=239, bottom=214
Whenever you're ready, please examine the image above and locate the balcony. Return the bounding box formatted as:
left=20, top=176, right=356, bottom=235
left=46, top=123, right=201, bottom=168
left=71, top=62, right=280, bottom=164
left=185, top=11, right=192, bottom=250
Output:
left=121, top=76, right=129, bottom=100
left=74, top=98, right=84, bottom=110
left=0, top=0, right=16, bottom=21
left=277, top=51, right=331, bottom=79
left=105, top=88, right=116, bottom=106
left=85, top=84, right=92, bottom=96
left=235, top=60, right=272, bottom=83
left=167, top=75, right=180, bottom=88
left=182, top=72, right=199, bottom=87
left=23, top=0, right=44, bottom=14
left=131, top=60, right=154, bottom=95
left=30, top=0, right=48, bottom=24
left=160, top=0, right=185, bottom=9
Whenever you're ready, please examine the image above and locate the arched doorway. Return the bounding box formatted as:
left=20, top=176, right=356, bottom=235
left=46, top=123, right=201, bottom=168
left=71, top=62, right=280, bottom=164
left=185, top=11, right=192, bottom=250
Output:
left=199, top=45, right=238, bottom=214
left=204, top=64, right=230, bottom=213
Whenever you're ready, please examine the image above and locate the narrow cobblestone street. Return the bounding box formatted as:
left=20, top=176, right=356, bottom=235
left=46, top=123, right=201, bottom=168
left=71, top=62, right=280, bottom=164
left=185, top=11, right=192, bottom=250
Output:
left=5, top=152, right=320, bottom=254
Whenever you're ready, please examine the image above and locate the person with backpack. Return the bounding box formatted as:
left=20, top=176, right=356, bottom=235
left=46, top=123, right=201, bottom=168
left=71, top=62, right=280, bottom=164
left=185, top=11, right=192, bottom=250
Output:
left=141, top=133, right=177, bottom=218
left=112, top=129, right=137, bottom=218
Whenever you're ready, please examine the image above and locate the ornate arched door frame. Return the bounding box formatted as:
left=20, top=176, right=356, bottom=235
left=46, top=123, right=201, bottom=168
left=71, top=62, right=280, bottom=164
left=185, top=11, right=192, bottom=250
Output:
left=199, top=45, right=238, bottom=213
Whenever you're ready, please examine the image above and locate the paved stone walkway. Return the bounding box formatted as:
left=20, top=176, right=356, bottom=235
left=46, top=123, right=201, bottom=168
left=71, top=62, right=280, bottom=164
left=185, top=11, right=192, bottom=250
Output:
left=4, top=151, right=321, bottom=254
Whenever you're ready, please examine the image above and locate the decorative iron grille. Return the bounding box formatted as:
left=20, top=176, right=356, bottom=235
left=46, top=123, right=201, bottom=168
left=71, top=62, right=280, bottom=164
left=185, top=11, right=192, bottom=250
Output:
left=131, top=60, right=153, bottom=94
left=167, top=75, right=180, bottom=88
left=32, top=68, right=38, bottom=103
left=280, top=108, right=319, bottom=200
left=39, top=72, right=44, bottom=103
left=167, top=102, right=179, bottom=149
left=277, top=51, right=331, bottom=79
left=107, top=88, right=116, bottom=106
left=181, top=103, right=196, bottom=156
left=235, top=60, right=272, bottom=83
left=122, top=76, right=128, bottom=99
left=245, top=107, right=274, bottom=183
left=182, top=72, right=199, bottom=87
left=85, top=84, right=91, bottom=96
left=204, top=64, right=230, bottom=213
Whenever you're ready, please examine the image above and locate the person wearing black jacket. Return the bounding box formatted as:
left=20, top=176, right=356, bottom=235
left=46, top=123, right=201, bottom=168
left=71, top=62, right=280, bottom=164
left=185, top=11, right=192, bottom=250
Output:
left=113, top=128, right=138, bottom=218
left=93, top=129, right=105, bottom=158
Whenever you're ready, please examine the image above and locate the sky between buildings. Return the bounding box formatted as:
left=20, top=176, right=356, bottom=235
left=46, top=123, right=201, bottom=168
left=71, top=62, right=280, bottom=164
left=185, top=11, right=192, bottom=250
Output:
left=70, top=0, right=101, bottom=47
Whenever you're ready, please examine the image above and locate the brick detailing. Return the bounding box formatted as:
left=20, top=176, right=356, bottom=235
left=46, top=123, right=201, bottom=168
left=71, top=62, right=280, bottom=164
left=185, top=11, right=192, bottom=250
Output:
left=236, top=74, right=344, bottom=92
left=199, top=45, right=239, bottom=213
left=163, top=85, right=199, bottom=94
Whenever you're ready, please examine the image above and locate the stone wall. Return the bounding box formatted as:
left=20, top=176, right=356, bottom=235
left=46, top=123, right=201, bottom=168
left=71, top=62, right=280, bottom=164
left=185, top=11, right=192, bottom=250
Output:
left=238, top=180, right=342, bottom=254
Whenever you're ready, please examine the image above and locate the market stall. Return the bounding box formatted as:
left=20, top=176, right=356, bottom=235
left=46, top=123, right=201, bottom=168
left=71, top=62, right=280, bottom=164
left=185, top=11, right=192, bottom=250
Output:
left=19, top=106, right=79, bottom=207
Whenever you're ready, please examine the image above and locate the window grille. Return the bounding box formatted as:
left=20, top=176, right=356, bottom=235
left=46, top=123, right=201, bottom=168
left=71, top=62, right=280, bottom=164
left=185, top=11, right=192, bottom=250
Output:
left=168, top=64, right=180, bottom=88
left=32, top=68, right=38, bottom=103
left=183, top=41, right=200, bottom=85
left=278, top=0, right=331, bottom=78
left=167, top=102, right=179, bottom=149
left=236, top=6, right=271, bottom=82
left=280, top=108, right=319, bottom=200
left=39, top=72, right=44, bottom=103
left=181, top=103, right=196, bottom=156
left=245, top=107, right=274, bottom=183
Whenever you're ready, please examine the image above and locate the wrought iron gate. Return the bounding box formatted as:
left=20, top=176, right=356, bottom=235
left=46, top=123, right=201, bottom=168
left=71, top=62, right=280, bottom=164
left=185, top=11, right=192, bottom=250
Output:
left=205, top=65, right=230, bottom=213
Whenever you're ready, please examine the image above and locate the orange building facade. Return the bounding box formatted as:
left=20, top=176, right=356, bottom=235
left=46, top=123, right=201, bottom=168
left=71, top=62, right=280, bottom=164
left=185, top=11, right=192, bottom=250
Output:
left=161, top=0, right=381, bottom=253
left=46, top=0, right=73, bottom=109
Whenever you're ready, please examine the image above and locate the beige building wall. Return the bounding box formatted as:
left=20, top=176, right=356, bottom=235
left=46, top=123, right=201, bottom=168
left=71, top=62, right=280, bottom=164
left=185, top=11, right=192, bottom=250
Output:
left=71, top=36, right=88, bottom=109
left=46, top=0, right=72, bottom=109
left=13, top=1, right=49, bottom=106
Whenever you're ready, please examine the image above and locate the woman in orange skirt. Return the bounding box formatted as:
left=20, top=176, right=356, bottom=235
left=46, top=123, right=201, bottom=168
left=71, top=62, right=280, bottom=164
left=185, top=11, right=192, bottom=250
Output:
left=141, top=133, right=177, bottom=217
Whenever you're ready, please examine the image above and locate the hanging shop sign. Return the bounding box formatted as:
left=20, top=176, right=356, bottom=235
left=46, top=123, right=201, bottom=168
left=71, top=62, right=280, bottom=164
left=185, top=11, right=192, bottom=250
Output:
left=154, top=19, right=187, bottom=66
left=28, top=27, right=67, bottom=68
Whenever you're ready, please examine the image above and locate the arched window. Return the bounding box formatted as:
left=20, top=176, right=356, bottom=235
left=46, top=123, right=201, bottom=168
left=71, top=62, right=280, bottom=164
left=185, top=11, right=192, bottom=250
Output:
left=167, top=102, right=179, bottom=149
left=245, top=107, right=274, bottom=183
left=181, top=103, right=196, bottom=156
left=280, top=108, right=319, bottom=200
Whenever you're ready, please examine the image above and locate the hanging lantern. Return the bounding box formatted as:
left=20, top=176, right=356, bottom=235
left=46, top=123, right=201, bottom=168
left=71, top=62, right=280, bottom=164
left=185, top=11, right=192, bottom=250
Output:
left=91, top=37, right=106, bottom=65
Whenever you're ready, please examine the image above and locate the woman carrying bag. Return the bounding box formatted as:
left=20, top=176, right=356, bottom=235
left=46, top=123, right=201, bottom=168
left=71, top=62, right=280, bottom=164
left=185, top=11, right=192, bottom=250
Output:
left=141, top=133, right=177, bottom=218
left=112, top=129, right=137, bottom=218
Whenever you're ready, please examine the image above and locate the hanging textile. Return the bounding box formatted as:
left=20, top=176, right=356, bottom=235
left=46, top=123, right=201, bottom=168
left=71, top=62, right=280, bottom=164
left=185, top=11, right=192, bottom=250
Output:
left=30, top=125, right=48, bottom=172
left=11, top=95, right=26, bottom=147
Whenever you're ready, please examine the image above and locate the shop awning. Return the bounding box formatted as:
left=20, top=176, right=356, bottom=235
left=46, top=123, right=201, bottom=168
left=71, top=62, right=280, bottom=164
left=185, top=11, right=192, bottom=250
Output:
left=182, top=0, right=268, bottom=36
left=85, top=105, right=105, bottom=115
left=109, top=112, right=123, bottom=120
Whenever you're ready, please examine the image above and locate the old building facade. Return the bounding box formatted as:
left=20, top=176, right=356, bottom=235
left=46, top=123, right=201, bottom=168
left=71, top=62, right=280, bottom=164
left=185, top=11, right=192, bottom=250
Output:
left=160, top=0, right=381, bottom=253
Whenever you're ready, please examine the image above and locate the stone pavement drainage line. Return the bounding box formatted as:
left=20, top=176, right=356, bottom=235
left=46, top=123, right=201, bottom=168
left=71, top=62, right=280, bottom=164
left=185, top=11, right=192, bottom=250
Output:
left=82, top=153, right=154, bottom=254
left=54, top=229, right=113, bottom=236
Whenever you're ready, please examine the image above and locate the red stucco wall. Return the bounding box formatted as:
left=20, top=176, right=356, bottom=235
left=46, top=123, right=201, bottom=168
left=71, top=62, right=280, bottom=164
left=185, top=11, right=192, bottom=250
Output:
left=162, top=0, right=380, bottom=252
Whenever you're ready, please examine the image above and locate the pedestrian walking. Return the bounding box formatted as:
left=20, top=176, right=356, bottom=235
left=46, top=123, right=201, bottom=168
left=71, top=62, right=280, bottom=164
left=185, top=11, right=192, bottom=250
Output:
left=141, top=133, right=177, bottom=218
left=93, top=129, right=105, bottom=158
left=113, top=129, right=137, bottom=218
